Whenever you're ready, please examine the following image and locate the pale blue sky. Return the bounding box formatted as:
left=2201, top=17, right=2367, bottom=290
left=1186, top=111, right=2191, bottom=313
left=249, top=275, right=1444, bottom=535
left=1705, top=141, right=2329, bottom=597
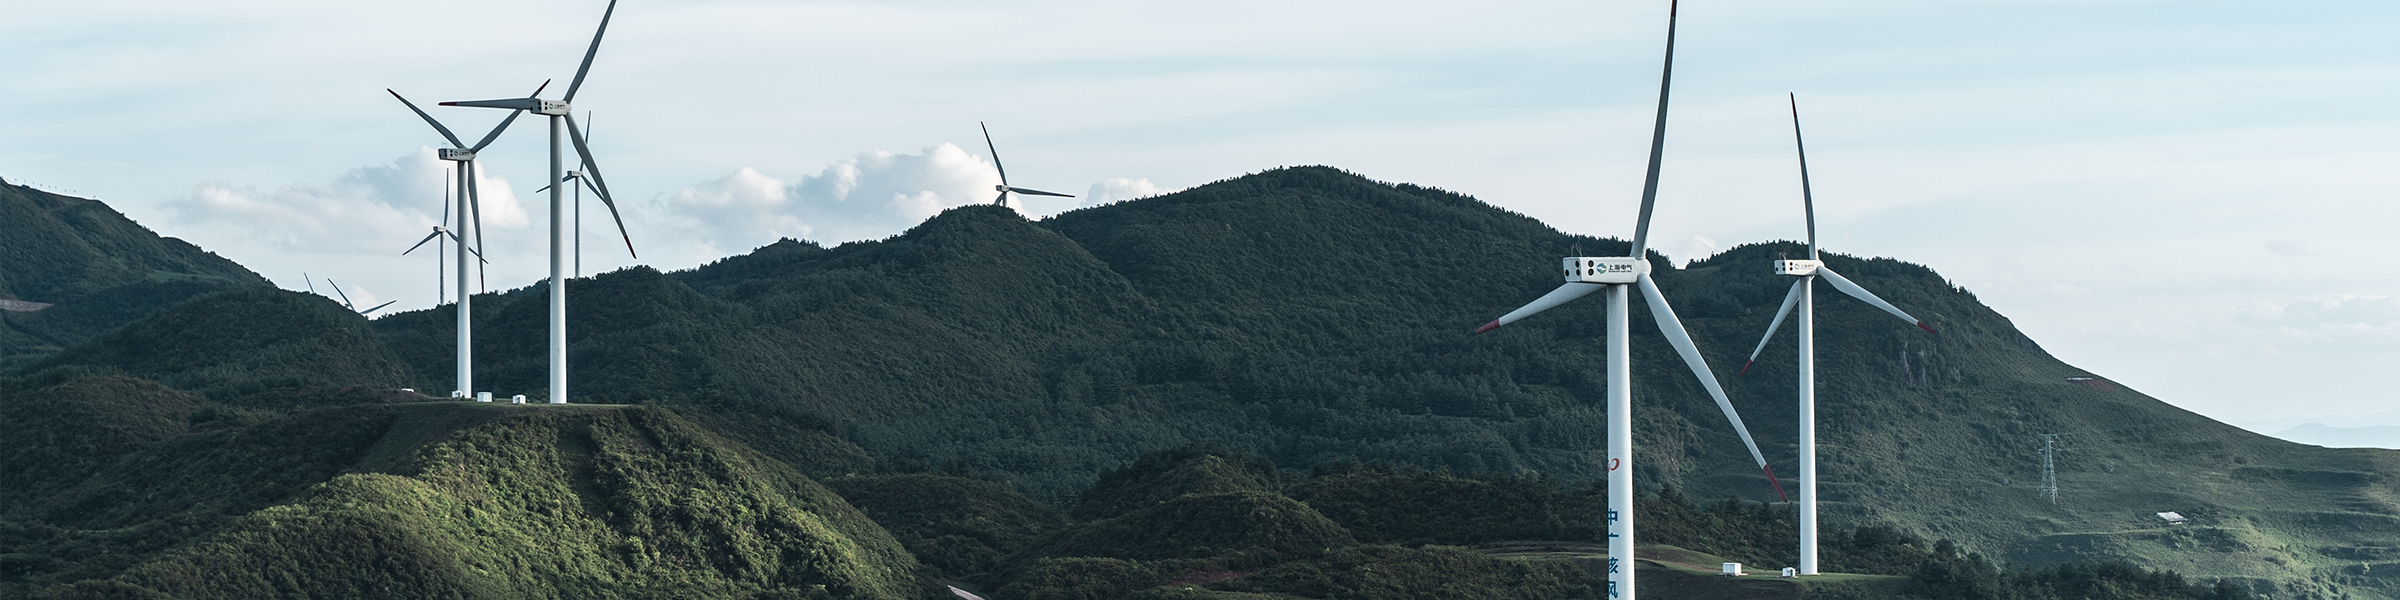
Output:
left=3, top=0, right=2397, bottom=434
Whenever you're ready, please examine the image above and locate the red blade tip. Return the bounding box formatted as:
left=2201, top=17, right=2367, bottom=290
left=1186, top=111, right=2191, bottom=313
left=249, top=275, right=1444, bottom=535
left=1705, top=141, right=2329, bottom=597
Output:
left=1763, top=465, right=1789, bottom=503
left=1473, top=320, right=1501, bottom=335
left=1917, top=321, right=1937, bottom=333
left=1739, top=360, right=1755, bottom=376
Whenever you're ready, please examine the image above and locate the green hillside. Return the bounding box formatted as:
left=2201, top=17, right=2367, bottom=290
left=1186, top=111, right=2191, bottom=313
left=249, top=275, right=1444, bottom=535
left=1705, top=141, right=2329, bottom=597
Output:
left=0, top=180, right=269, bottom=366
left=2, top=166, right=2388, bottom=597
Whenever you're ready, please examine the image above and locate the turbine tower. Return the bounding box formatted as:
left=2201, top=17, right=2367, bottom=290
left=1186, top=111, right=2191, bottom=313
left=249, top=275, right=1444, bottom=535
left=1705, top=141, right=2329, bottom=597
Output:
left=1472, top=4, right=1783, bottom=598
left=390, top=82, right=542, bottom=399
left=444, top=0, right=638, bottom=405
left=1738, top=94, right=1938, bottom=576
left=980, top=122, right=1074, bottom=209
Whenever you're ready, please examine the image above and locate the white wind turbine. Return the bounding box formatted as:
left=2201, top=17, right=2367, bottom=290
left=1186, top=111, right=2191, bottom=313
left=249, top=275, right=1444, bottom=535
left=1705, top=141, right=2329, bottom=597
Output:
left=443, top=0, right=638, bottom=405
left=1471, top=4, right=1781, bottom=598
left=402, top=169, right=487, bottom=307
left=325, top=279, right=397, bottom=316
left=980, top=122, right=1074, bottom=209
left=390, top=82, right=537, bottom=401
left=1739, top=94, right=1936, bottom=577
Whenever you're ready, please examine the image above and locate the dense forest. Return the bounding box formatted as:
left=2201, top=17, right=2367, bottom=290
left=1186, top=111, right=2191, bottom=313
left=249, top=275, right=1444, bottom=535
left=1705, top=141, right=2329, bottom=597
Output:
left=0, top=167, right=2386, bottom=598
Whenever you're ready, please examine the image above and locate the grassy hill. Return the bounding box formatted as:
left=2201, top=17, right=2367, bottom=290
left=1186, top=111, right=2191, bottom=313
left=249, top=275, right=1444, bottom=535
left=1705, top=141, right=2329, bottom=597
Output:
left=2, top=166, right=2386, bottom=597
left=0, top=373, right=925, bottom=599
left=0, top=179, right=269, bottom=366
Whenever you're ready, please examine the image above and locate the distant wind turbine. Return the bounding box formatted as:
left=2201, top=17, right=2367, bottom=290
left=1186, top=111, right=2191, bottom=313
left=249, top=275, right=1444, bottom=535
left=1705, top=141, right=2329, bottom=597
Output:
left=535, top=112, right=604, bottom=278
left=1740, top=93, right=1937, bottom=577
left=980, top=122, right=1074, bottom=208
left=1470, top=3, right=1777, bottom=599
left=390, top=81, right=544, bottom=400
left=325, top=279, right=397, bottom=316
left=443, top=0, right=639, bottom=405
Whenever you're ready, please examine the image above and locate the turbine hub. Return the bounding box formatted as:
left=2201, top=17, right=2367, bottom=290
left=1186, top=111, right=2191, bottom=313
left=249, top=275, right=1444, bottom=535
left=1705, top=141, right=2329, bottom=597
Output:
left=1562, top=256, right=1646, bottom=284
left=1774, top=259, right=1822, bottom=276
left=438, top=148, right=477, bottom=162
left=994, top=184, right=1008, bottom=192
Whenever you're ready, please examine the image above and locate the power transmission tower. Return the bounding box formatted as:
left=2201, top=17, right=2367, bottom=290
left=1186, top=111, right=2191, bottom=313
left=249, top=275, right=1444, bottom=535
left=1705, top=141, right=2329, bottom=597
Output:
left=2038, top=434, right=2059, bottom=505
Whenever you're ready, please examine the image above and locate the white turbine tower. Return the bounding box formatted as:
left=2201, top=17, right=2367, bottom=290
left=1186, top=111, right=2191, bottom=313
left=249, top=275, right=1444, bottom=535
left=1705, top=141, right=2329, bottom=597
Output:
left=444, top=0, right=638, bottom=405
left=1739, top=94, right=1937, bottom=576
left=980, top=122, right=1074, bottom=209
left=390, top=83, right=541, bottom=399
left=1472, top=3, right=1782, bottom=598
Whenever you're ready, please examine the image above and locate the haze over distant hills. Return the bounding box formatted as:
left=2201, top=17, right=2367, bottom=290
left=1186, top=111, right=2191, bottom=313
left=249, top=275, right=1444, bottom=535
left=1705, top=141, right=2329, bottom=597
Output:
left=0, top=167, right=2381, bottom=598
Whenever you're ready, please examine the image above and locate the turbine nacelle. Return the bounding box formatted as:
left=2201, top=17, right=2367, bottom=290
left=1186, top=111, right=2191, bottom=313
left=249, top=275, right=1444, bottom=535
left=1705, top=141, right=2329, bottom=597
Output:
left=1774, top=259, right=1822, bottom=276
left=1563, top=256, right=1649, bottom=284
left=438, top=148, right=477, bottom=162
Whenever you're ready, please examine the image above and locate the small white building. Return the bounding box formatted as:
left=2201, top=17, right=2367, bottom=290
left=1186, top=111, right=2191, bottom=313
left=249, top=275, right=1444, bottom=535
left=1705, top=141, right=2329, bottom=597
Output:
left=2157, top=511, right=2188, bottom=524
left=1722, top=563, right=1743, bottom=576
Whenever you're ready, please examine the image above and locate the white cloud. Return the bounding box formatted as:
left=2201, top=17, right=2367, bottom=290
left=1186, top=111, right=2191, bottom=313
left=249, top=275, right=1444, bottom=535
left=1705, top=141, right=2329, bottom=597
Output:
left=1082, top=178, right=1175, bottom=207
left=659, top=144, right=1003, bottom=254
left=163, top=148, right=530, bottom=254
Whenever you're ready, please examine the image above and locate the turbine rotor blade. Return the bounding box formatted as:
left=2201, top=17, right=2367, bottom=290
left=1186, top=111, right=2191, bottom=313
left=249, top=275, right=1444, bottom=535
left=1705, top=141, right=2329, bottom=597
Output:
left=404, top=230, right=444, bottom=255
left=466, top=162, right=488, bottom=262
left=1815, top=266, right=1934, bottom=332
left=362, top=300, right=397, bottom=315
left=1473, top=282, right=1604, bottom=334
left=564, top=0, right=620, bottom=103
left=1636, top=271, right=1788, bottom=502
left=1791, top=93, right=1818, bottom=258
left=1743, top=279, right=1806, bottom=374
left=981, top=122, right=1009, bottom=187
left=1626, top=0, right=1680, bottom=259
left=469, top=104, right=528, bottom=152
left=328, top=279, right=356, bottom=309
left=1006, top=186, right=1074, bottom=198
left=566, top=113, right=636, bottom=258
left=388, top=89, right=466, bottom=148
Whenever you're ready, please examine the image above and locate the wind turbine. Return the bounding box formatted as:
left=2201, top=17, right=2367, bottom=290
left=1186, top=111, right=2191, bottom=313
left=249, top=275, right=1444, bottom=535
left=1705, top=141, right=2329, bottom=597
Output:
left=389, top=82, right=542, bottom=400
left=979, top=122, right=1074, bottom=209
left=534, top=113, right=604, bottom=278
left=443, top=0, right=638, bottom=405
left=1470, top=3, right=1781, bottom=598
left=325, top=279, right=397, bottom=316
left=1739, top=94, right=1936, bottom=577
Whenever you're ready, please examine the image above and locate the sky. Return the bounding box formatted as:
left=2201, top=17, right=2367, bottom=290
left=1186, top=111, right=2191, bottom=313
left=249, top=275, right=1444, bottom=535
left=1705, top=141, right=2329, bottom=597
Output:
left=3, top=0, right=2396, bottom=439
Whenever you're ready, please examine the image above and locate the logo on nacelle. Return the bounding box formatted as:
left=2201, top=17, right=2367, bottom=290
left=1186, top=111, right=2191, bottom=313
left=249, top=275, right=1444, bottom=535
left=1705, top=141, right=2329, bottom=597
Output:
left=1774, top=259, right=1823, bottom=276
left=1562, top=256, right=1646, bottom=284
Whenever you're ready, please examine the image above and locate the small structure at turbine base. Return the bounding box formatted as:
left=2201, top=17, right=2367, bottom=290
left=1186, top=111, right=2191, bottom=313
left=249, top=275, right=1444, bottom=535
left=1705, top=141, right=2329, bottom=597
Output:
left=512, top=395, right=528, bottom=405
left=2157, top=512, right=2188, bottom=525
left=477, top=392, right=493, bottom=403
left=1722, top=563, right=1743, bottom=577
left=1781, top=567, right=1798, bottom=578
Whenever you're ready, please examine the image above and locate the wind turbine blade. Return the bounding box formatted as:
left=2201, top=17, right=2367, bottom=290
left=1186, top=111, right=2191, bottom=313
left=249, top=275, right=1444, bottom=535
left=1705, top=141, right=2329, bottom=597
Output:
left=1636, top=271, right=1789, bottom=502
left=327, top=279, right=356, bottom=309
left=388, top=90, right=466, bottom=149
left=948, top=586, right=987, bottom=600
left=566, top=113, right=637, bottom=258
left=1625, top=0, right=1680, bottom=260
left=466, top=162, right=488, bottom=263
left=1790, top=93, right=1818, bottom=258
left=1815, top=266, right=1934, bottom=332
left=404, top=230, right=444, bottom=255
left=579, top=175, right=605, bottom=199
left=441, top=98, right=541, bottom=110
left=1743, top=279, right=1805, bottom=374
left=981, top=122, right=1009, bottom=187
left=563, top=0, right=620, bottom=103
left=303, top=273, right=316, bottom=294
left=469, top=101, right=529, bottom=152
left=1006, top=186, right=1074, bottom=198
left=362, top=300, right=396, bottom=315
left=1473, top=283, right=1604, bottom=334
left=441, top=167, right=452, bottom=223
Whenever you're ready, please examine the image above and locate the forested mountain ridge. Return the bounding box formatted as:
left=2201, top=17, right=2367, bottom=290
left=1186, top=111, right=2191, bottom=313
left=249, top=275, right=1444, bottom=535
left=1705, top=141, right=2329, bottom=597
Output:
left=0, top=179, right=268, bottom=365
left=1, top=166, right=2387, bottom=598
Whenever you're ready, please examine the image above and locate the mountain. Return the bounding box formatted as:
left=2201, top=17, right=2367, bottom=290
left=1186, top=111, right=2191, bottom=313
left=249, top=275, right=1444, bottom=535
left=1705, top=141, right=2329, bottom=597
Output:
left=0, top=166, right=2380, bottom=598
left=0, top=179, right=269, bottom=367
